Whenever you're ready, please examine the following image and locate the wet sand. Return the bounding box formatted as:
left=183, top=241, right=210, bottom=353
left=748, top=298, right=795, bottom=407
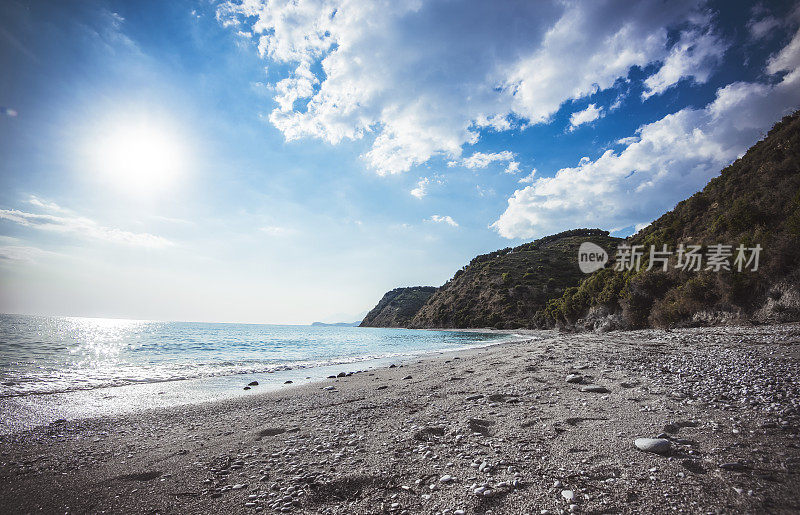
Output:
left=1, top=324, right=799, bottom=514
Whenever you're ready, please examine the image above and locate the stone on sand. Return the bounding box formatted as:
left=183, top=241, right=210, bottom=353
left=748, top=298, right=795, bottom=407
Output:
left=634, top=438, right=672, bottom=454
left=581, top=385, right=609, bottom=393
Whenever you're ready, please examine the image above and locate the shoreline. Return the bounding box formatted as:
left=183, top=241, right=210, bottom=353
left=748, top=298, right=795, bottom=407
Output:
left=1, top=323, right=799, bottom=513
left=0, top=330, right=530, bottom=435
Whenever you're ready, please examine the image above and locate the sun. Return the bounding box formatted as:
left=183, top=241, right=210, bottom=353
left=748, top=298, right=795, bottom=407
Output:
left=89, top=116, right=188, bottom=195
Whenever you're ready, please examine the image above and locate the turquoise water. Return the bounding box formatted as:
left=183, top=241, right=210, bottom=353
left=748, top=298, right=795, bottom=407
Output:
left=0, top=314, right=509, bottom=397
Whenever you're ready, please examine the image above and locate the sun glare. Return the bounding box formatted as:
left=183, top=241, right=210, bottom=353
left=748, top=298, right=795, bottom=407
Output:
left=90, top=117, right=188, bottom=194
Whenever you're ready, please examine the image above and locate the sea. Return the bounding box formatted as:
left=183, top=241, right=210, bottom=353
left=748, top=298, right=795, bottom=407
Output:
left=0, top=314, right=518, bottom=432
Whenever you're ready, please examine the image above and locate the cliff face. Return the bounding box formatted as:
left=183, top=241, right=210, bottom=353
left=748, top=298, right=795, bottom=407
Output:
left=359, top=286, right=437, bottom=328
left=407, top=229, right=621, bottom=329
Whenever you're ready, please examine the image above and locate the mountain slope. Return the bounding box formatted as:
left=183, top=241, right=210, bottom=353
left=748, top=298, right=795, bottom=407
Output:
left=362, top=112, right=800, bottom=331
left=539, top=111, right=800, bottom=330
left=408, top=229, right=621, bottom=329
left=359, top=287, right=437, bottom=328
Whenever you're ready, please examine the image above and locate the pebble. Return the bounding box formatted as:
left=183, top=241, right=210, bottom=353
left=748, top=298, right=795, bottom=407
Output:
left=581, top=385, right=609, bottom=393
left=561, top=489, right=575, bottom=501
left=566, top=374, right=583, bottom=383
left=634, top=438, right=672, bottom=454
left=440, top=474, right=454, bottom=483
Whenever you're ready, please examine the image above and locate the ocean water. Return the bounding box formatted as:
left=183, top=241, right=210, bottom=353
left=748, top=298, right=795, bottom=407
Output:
left=0, top=314, right=511, bottom=398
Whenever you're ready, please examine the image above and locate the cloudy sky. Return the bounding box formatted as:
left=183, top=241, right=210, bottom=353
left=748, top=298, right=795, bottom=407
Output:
left=1, top=0, right=799, bottom=323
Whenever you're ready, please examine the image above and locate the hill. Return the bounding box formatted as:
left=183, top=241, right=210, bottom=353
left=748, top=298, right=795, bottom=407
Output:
left=359, top=286, right=437, bottom=327
left=361, top=112, right=800, bottom=331
left=538, top=111, right=800, bottom=330
left=406, top=229, right=620, bottom=329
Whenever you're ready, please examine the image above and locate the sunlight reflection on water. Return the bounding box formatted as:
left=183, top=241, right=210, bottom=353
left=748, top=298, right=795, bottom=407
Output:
left=0, top=314, right=511, bottom=396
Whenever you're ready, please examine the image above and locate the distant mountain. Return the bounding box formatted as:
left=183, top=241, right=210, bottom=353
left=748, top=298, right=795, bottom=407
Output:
left=408, top=229, right=621, bottom=329
left=359, top=287, right=437, bottom=327
left=310, top=321, right=361, bottom=327
left=540, top=110, right=800, bottom=330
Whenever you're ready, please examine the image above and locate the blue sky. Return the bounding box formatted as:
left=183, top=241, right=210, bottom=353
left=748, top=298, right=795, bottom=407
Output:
left=1, top=0, right=799, bottom=323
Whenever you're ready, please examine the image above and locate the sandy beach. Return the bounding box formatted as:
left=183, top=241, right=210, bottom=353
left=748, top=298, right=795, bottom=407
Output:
left=2, top=324, right=799, bottom=514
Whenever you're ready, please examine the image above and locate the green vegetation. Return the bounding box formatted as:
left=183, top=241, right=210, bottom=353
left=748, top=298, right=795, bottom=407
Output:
left=408, top=229, right=621, bottom=329
left=359, top=286, right=437, bottom=327
left=362, top=112, right=800, bottom=331
left=538, top=111, right=800, bottom=329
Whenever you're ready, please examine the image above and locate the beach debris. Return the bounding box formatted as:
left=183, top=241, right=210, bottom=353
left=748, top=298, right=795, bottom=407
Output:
left=248, top=381, right=259, bottom=386
left=566, top=373, right=583, bottom=383
left=634, top=437, right=672, bottom=454
left=284, top=380, right=293, bottom=384
left=403, top=375, right=413, bottom=380
left=243, top=386, right=251, bottom=390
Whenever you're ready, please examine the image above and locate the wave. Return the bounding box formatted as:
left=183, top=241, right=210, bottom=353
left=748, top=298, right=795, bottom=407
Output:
left=0, top=332, right=527, bottom=398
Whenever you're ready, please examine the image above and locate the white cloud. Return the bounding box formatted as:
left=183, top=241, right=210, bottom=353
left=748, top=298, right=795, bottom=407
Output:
left=493, top=28, right=800, bottom=239
left=475, top=185, right=495, bottom=198
left=410, top=177, right=429, bottom=199
left=767, top=26, right=800, bottom=75
left=0, top=209, right=173, bottom=248
left=410, top=175, right=444, bottom=198
left=448, top=151, right=515, bottom=169
left=504, top=161, right=520, bottom=174
left=27, top=195, right=65, bottom=213
left=218, top=0, right=714, bottom=175
left=642, top=23, right=727, bottom=99
left=517, top=169, right=537, bottom=184
left=748, top=16, right=781, bottom=40
left=0, top=245, right=53, bottom=264
left=569, top=104, right=603, bottom=129
left=428, top=215, right=458, bottom=227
